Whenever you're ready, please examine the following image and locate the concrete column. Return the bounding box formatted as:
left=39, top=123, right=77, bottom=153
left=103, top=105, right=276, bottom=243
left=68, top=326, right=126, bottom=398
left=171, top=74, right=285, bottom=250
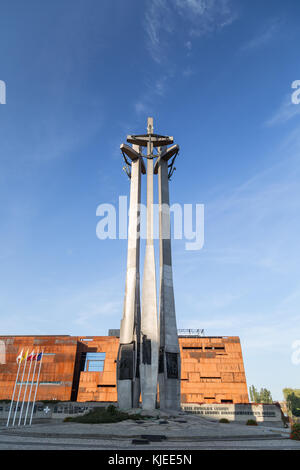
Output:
left=140, top=117, right=159, bottom=410
left=157, top=148, right=181, bottom=411
left=117, top=144, right=142, bottom=409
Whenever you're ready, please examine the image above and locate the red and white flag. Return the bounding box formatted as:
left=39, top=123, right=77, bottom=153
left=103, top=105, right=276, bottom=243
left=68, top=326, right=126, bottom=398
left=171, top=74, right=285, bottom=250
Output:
left=27, top=351, right=35, bottom=361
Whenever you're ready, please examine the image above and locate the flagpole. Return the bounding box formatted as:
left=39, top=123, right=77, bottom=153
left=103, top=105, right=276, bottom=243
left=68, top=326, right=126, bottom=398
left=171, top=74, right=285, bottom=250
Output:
left=29, top=351, right=44, bottom=426
left=18, top=350, right=34, bottom=426
left=6, top=354, right=22, bottom=427
left=12, top=350, right=28, bottom=426
left=24, top=350, right=39, bottom=426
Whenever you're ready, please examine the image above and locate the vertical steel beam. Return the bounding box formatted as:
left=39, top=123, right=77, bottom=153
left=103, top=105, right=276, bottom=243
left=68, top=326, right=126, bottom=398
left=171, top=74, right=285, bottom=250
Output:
left=117, top=145, right=142, bottom=409
left=140, top=117, right=159, bottom=410
left=157, top=147, right=181, bottom=410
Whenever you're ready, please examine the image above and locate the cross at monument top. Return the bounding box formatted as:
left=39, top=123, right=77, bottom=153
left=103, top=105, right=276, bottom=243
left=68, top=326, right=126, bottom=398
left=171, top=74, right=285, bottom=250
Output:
left=126, top=117, right=174, bottom=149
left=147, top=117, right=154, bottom=135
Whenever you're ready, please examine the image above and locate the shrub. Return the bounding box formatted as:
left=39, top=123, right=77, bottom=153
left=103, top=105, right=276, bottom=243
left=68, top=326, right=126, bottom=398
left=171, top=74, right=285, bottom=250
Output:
left=290, top=423, right=300, bottom=440
left=63, top=417, right=72, bottom=422
left=63, top=405, right=147, bottom=424
left=219, top=418, right=230, bottom=423
left=39, top=400, right=61, bottom=404
left=246, top=419, right=258, bottom=426
left=106, top=404, right=118, bottom=415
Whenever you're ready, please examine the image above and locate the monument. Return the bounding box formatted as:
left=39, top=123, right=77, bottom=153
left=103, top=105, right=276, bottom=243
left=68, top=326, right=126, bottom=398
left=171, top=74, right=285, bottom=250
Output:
left=117, top=118, right=181, bottom=410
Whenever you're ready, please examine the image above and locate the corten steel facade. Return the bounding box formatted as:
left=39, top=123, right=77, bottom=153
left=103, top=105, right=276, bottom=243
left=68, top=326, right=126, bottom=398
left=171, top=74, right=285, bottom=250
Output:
left=0, top=336, right=79, bottom=402
left=0, top=335, right=249, bottom=404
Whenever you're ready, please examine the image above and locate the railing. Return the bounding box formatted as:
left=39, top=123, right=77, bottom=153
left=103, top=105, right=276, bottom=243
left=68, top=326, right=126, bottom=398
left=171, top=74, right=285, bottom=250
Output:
left=177, top=329, right=205, bottom=337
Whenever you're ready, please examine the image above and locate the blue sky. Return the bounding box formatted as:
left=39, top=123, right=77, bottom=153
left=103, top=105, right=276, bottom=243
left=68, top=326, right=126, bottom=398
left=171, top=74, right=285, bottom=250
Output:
left=1, top=0, right=300, bottom=400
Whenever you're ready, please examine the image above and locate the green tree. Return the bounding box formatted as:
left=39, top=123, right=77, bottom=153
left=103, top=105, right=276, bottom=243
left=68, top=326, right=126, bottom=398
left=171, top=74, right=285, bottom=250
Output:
left=260, top=388, right=273, bottom=404
left=249, top=385, right=273, bottom=403
left=283, top=388, right=300, bottom=417
left=249, top=385, right=259, bottom=402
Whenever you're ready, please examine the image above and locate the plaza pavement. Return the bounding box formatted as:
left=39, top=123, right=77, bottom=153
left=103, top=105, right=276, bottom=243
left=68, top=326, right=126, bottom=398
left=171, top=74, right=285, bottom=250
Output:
left=0, top=413, right=299, bottom=450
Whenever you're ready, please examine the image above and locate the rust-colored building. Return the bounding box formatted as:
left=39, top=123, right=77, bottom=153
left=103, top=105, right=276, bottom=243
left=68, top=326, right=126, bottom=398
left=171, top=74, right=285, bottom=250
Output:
left=0, top=333, right=249, bottom=404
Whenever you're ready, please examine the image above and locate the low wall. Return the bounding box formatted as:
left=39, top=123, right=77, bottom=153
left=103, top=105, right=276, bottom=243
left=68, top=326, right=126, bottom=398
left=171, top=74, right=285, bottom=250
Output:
left=181, top=403, right=284, bottom=427
left=0, top=401, right=95, bottom=423
left=1, top=401, right=284, bottom=428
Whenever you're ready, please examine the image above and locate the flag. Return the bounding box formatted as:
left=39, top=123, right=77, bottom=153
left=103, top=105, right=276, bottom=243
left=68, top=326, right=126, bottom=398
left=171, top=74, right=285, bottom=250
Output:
left=27, top=351, right=35, bottom=361
left=12, top=349, right=29, bottom=427
left=36, top=352, right=43, bottom=361
left=16, top=349, right=24, bottom=364
left=29, top=350, right=44, bottom=425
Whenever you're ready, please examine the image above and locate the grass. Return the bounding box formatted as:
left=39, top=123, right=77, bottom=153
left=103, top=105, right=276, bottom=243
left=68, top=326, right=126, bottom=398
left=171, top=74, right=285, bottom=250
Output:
left=64, top=405, right=149, bottom=424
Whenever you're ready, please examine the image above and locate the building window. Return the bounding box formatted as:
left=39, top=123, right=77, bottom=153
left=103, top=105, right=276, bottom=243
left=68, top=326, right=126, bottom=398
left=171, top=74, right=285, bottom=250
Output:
left=201, top=376, right=221, bottom=379
left=84, top=352, right=106, bottom=372
left=97, top=384, right=116, bottom=388
left=39, top=381, right=62, bottom=385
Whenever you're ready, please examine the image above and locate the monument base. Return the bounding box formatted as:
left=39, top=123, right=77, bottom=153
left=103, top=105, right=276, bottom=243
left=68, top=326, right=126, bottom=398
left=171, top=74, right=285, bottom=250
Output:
left=181, top=403, right=285, bottom=427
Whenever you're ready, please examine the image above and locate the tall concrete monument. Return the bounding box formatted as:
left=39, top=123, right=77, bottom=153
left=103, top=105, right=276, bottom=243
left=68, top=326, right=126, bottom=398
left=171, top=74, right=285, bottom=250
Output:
left=117, top=117, right=181, bottom=410
left=140, top=117, right=159, bottom=410
left=155, top=144, right=181, bottom=410
left=116, top=144, right=145, bottom=409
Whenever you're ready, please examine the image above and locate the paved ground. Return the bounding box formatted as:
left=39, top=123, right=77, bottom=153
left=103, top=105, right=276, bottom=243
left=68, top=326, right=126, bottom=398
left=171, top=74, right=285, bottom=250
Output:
left=0, top=435, right=299, bottom=450
left=0, top=413, right=299, bottom=450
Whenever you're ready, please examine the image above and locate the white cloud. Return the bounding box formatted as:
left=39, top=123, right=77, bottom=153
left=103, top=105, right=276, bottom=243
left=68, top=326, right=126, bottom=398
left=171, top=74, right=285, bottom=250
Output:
left=173, top=122, right=300, bottom=372
left=175, top=0, right=236, bottom=37
left=0, top=276, right=123, bottom=336
left=141, top=1, right=235, bottom=115
left=133, top=73, right=170, bottom=116
left=144, top=0, right=236, bottom=63
left=181, top=311, right=298, bottom=355
left=240, top=18, right=280, bottom=52
left=185, top=40, right=192, bottom=50
left=182, top=66, right=194, bottom=77
left=144, top=0, right=174, bottom=63
left=75, top=299, right=121, bottom=328
left=154, top=75, right=168, bottom=96
left=135, top=101, right=148, bottom=115
left=265, top=95, right=300, bottom=127
left=175, top=0, right=208, bottom=16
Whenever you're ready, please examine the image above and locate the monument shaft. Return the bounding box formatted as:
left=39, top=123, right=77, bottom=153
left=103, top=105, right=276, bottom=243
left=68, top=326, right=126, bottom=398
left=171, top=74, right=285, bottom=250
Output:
left=118, top=118, right=179, bottom=410
left=117, top=144, right=142, bottom=409
left=140, top=118, right=159, bottom=410
left=157, top=148, right=181, bottom=410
